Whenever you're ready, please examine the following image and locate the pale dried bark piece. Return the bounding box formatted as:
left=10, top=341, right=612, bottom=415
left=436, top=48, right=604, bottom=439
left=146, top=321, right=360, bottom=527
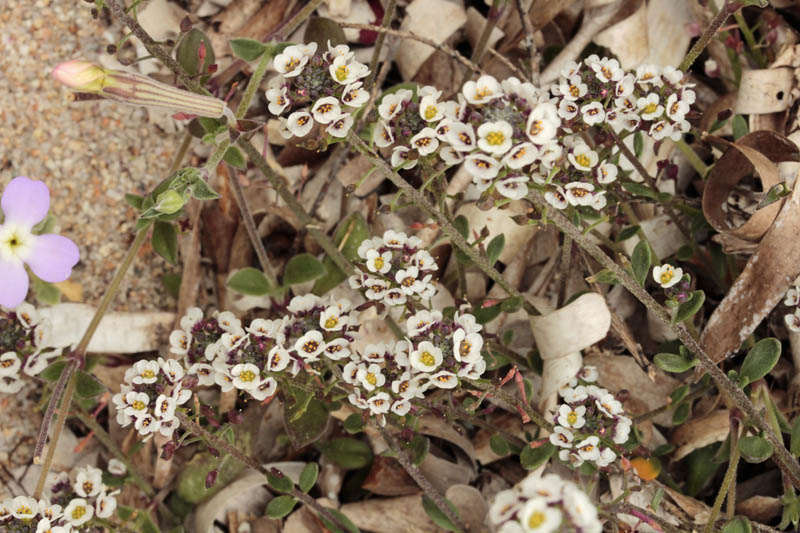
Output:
left=340, top=494, right=442, bottom=533
left=454, top=202, right=538, bottom=265
left=735, top=68, right=795, bottom=114
left=396, top=0, right=467, bottom=80
left=670, top=409, right=730, bottom=461
left=593, top=1, right=648, bottom=69
left=620, top=214, right=688, bottom=261
left=446, top=485, right=489, bottom=533
left=736, top=495, right=782, bottom=524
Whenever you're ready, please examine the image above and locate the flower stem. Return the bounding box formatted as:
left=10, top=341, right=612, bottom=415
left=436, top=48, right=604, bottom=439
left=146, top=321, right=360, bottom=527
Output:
left=733, top=10, right=767, bottom=69
left=365, top=0, right=397, bottom=89
left=675, top=138, right=710, bottom=177
left=514, top=0, right=539, bottom=82
left=462, top=377, right=552, bottom=430
left=235, top=39, right=275, bottom=120
left=703, top=426, right=740, bottom=533
left=527, top=189, right=800, bottom=490
left=679, top=2, right=739, bottom=73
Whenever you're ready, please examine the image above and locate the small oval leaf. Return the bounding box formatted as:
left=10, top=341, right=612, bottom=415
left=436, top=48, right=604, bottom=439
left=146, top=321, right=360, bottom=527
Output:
left=631, top=241, right=651, bottom=287
left=739, top=435, right=773, bottom=463
left=284, top=253, right=326, bottom=286
left=321, top=438, right=373, bottom=469
left=739, top=337, right=781, bottom=387
left=299, top=463, right=319, bottom=493
left=227, top=267, right=273, bottom=296
left=654, top=352, right=697, bottom=373
left=521, top=442, right=555, bottom=470
left=266, top=495, right=297, bottom=518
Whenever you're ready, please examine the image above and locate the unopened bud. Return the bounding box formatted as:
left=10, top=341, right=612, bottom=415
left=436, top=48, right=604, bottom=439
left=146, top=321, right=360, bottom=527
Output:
left=205, top=469, right=218, bottom=489
left=180, top=16, right=193, bottom=33
left=52, top=60, right=108, bottom=92
left=154, top=189, right=186, bottom=214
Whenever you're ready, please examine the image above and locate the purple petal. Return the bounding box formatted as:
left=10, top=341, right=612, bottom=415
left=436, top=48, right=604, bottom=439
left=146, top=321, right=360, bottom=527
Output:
left=0, top=259, right=29, bottom=308
left=1, top=177, right=51, bottom=228
left=26, top=234, right=80, bottom=283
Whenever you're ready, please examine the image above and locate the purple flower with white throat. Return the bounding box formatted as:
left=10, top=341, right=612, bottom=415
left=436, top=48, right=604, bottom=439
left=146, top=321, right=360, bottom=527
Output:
left=0, top=177, right=79, bottom=308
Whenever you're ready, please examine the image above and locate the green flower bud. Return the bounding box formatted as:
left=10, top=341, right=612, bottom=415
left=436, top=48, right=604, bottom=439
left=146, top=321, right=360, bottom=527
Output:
left=154, top=190, right=186, bottom=214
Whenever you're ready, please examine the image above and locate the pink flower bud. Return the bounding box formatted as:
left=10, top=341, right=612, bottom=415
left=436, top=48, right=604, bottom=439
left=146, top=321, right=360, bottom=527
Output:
left=52, top=60, right=108, bottom=92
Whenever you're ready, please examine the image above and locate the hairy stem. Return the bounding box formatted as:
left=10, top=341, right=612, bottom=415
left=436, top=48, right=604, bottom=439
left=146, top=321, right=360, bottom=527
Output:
left=679, top=2, right=739, bottom=72
left=462, top=377, right=552, bottom=430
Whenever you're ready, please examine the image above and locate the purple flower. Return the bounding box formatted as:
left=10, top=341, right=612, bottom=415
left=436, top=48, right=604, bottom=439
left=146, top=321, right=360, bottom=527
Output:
left=0, top=177, right=80, bottom=308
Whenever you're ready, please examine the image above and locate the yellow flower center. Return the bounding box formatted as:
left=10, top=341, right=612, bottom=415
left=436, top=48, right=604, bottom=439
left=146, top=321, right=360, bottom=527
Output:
left=486, top=131, right=505, bottom=146
left=569, top=85, right=580, bottom=97
left=297, top=116, right=309, bottom=126
left=1, top=359, right=14, bottom=368
left=602, top=66, right=612, bottom=79
left=72, top=506, right=86, bottom=520
left=660, top=271, right=674, bottom=284
left=239, top=370, right=257, bottom=382
left=420, top=351, right=435, bottom=367
left=303, top=341, right=319, bottom=353
left=571, top=187, right=589, bottom=198
left=132, top=401, right=146, bottom=411
left=475, top=87, right=493, bottom=99
left=575, top=154, right=590, bottom=167
left=328, top=344, right=342, bottom=353
left=437, top=375, right=451, bottom=382
left=398, top=381, right=409, bottom=392
left=325, top=317, right=338, bottom=329
left=17, top=505, right=32, bottom=515
left=529, top=120, right=543, bottom=135
left=528, top=511, right=546, bottom=529
left=401, top=277, right=414, bottom=287
left=335, top=65, right=349, bottom=81
left=643, top=103, right=658, bottom=114
left=424, top=106, right=437, bottom=120
left=460, top=341, right=471, bottom=358
left=366, top=373, right=377, bottom=386
left=373, top=257, right=384, bottom=269
left=567, top=411, right=578, bottom=425
left=458, top=132, right=473, bottom=145
left=511, top=148, right=526, bottom=160
left=142, top=370, right=156, bottom=379
left=83, top=482, right=94, bottom=494
left=3, top=231, right=25, bottom=252
left=318, top=103, right=333, bottom=114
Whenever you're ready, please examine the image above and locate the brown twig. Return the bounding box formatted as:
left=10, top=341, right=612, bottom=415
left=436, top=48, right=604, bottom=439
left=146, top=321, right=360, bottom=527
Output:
left=514, top=0, right=540, bottom=82
left=365, top=0, right=397, bottom=89
left=461, top=0, right=506, bottom=86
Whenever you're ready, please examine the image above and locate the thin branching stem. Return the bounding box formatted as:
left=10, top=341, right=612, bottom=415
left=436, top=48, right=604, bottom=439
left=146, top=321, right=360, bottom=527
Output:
left=365, top=0, right=397, bottom=88
left=461, top=0, right=506, bottom=87
left=679, top=2, right=740, bottom=72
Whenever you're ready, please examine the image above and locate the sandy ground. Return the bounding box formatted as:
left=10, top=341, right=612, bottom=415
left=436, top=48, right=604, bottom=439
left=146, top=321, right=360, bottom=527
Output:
left=0, top=0, right=182, bottom=312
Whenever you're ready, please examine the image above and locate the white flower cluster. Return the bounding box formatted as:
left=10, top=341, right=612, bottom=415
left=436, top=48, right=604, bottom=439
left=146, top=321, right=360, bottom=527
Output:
left=550, top=367, right=632, bottom=468
left=267, top=41, right=370, bottom=140
left=784, top=284, right=800, bottom=332
left=488, top=473, right=602, bottom=533
left=344, top=309, right=485, bottom=421
left=0, top=465, right=119, bottom=532
left=0, top=302, right=58, bottom=394
left=112, top=356, right=192, bottom=439
left=349, top=230, right=438, bottom=307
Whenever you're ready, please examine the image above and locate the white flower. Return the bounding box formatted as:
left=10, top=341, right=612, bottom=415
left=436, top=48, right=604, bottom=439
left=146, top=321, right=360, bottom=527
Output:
left=134, top=413, right=161, bottom=436
left=295, top=330, right=325, bottom=359
left=615, top=74, right=635, bottom=97
left=527, top=102, right=559, bottom=144
left=378, top=91, right=410, bottom=121
left=169, top=329, right=190, bottom=355
left=596, top=393, right=623, bottom=417
left=558, top=99, right=579, bottom=120
left=429, top=370, right=458, bottom=389
left=560, top=385, right=588, bottom=403
left=596, top=163, right=618, bottom=184
left=154, top=394, right=177, bottom=421
left=384, top=288, right=407, bottom=306
left=247, top=318, right=280, bottom=338
left=559, top=448, right=584, bottom=468
left=637, top=93, right=664, bottom=121
left=410, top=127, right=439, bottom=155
left=249, top=377, right=278, bottom=401
left=382, top=230, right=407, bottom=248
left=453, top=329, right=483, bottom=363
left=581, top=101, right=605, bottom=125
left=662, top=65, right=684, bottom=84
left=326, top=40, right=353, bottom=61
left=563, top=485, right=602, bottom=533
left=520, top=498, right=562, bottom=533
left=558, top=75, right=587, bottom=100
left=95, top=490, right=118, bottom=519
left=357, top=363, right=385, bottom=391
left=391, top=146, right=417, bottom=169
left=274, top=45, right=310, bottom=77
left=590, top=191, right=607, bottom=211
left=15, top=302, right=40, bottom=328
left=549, top=426, right=574, bottom=448
left=160, top=358, right=185, bottom=384
left=557, top=404, right=586, bottom=429
left=409, top=341, right=443, bottom=372
left=327, top=113, right=353, bottom=138
left=365, top=249, right=392, bottom=274
left=391, top=398, right=412, bottom=416
left=288, top=293, right=322, bottom=314
left=367, top=392, right=391, bottom=415
left=419, top=95, right=445, bottom=122
left=501, top=143, right=538, bottom=169
left=464, top=154, right=501, bottom=180
left=576, top=436, right=601, bottom=461
left=341, top=81, right=369, bottom=108
left=477, top=121, right=513, bottom=155
left=329, top=56, right=368, bottom=85
left=10, top=495, right=38, bottom=519
left=488, top=489, right=520, bottom=525
left=124, top=391, right=150, bottom=419
left=568, top=144, right=598, bottom=171
left=446, top=121, right=477, bottom=152
left=596, top=447, right=617, bottom=467
left=565, top=182, right=595, bottom=206
left=0, top=352, right=20, bottom=377
left=266, top=86, right=290, bottom=116
left=786, top=309, right=800, bottom=332
left=497, top=176, right=530, bottom=200
left=36, top=517, right=70, bottom=533
left=130, top=359, right=159, bottom=385
left=286, top=110, right=314, bottom=137
left=180, top=307, right=204, bottom=333
left=635, top=64, right=662, bottom=86
left=312, top=96, right=342, bottom=124
left=592, top=57, right=624, bottom=83
left=64, top=498, right=94, bottom=526
left=406, top=310, right=441, bottom=337
left=578, top=366, right=598, bottom=382
left=462, top=75, right=502, bottom=104
left=544, top=186, right=568, bottom=209
left=612, top=418, right=632, bottom=444
left=365, top=278, right=389, bottom=300
left=108, top=458, right=127, bottom=476
left=373, top=121, right=394, bottom=147
left=75, top=465, right=104, bottom=498
left=458, top=359, right=486, bottom=380
left=348, top=388, right=367, bottom=409
left=649, top=120, right=673, bottom=141
left=188, top=362, right=216, bottom=386
left=666, top=93, right=690, bottom=122
left=653, top=264, right=682, bottom=288
left=560, top=60, right=581, bottom=78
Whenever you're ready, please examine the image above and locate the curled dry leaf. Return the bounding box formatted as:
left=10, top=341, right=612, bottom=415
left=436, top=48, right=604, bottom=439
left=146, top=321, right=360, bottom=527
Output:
left=592, top=1, right=648, bottom=69
left=702, top=131, right=799, bottom=242
left=445, top=484, right=489, bottom=533
left=669, top=409, right=730, bottom=461
left=700, top=132, right=800, bottom=366
left=340, top=494, right=443, bottom=533
left=530, top=293, right=611, bottom=409
left=396, top=0, right=467, bottom=80
left=734, top=68, right=795, bottom=115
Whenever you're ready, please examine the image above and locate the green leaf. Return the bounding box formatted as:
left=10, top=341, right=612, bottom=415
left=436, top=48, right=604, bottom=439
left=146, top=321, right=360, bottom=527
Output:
left=631, top=241, right=651, bottom=287
left=267, top=470, right=294, bottom=493
left=284, top=387, right=330, bottom=448
left=622, top=182, right=659, bottom=200
left=162, top=272, right=181, bottom=299
left=230, top=38, right=268, bottom=61
left=486, top=234, right=505, bottom=266
left=284, top=253, right=326, bottom=286
left=670, top=384, right=689, bottom=404
left=152, top=221, right=179, bottom=265
left=227, top=267, right=273, bottom=296
left=188, top=178, right=221, bottom=201
left=299, top=463, right=319, bottom=493
left=722, top=517, right=752, bottom=533
left=672, top=290, right=705, bottom=324
left=739, top=337, right=781, bottom=387
left=791, top=417, right=800, bottom=456
left=176, top=29, right=215, bottom=77
left=75, top=369, right=106, bottom=398
left=739, top=435, right=774, bottom=463
left=321, top=438, right=373, bottom=469
left=30, top=275, right=61, bottom=305
left=408, top=434, right=430, bottom=466
left=500, top=296, right=523, bottom=313
left=224, top=146, right=247, bottom=169
left=672, top=403, right=690, bottom=425
left=304, top=17, right=347, bottom=49
left=473, top=302, right=502, bottom=324
left=266, top=495, right=297, bottom=518
left=633, top=132, right=644, bottom=158
left=40, top=360, right=66, bottom=382
left=125, top=193, right=145, bottom=210
left=453, top=215, right=469, bottom=239
left=312, top=212, right=369, bottom=295
left=654, top=352, right=697, bottom=373
left=343, top=413, right=365, bottom=434
left=521, top=442, right=556, bottom=470
left=489, top=434, right=510, bottom=457
left=421, top=495, right=462, bottom=533
left=319, top=507, right=361, bottom=533
left=587, top=268, right=618, bottom=284
left=616, top=225, right=640, bottom=242
left=757, top=182, right=791, bottom=210
left=686, top=443, right=722, bottom=496
left=732, top=115, right=749, bottom=140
